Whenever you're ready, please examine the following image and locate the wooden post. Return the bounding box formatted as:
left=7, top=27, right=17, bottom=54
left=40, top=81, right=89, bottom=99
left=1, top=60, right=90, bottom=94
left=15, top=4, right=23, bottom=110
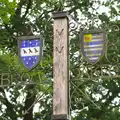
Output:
left=52, top=11, right=70, bottom=120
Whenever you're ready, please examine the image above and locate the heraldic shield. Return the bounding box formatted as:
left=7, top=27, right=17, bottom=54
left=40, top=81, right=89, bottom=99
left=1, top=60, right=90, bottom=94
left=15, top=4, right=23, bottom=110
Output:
left=18, top=36, right=43, bottom=70
left=80, top=30, right=106, bottom=64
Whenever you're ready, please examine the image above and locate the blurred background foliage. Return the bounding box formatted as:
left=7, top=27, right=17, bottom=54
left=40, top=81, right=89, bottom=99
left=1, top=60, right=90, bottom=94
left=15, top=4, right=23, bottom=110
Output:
left=0, top=0, right=120, bottom=120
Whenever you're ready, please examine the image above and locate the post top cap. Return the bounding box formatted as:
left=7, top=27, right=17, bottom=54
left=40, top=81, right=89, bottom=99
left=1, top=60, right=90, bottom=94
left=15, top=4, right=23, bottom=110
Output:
left=52, top=11, right=68, bottom=19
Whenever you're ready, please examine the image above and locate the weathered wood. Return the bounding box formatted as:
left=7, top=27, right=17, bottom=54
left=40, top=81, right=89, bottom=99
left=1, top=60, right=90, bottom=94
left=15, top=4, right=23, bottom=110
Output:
left=53, top=11, right=69, bottom=118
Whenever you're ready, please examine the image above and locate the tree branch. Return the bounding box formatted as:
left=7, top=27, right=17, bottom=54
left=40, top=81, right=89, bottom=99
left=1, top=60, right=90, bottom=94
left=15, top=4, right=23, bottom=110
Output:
left=22, top=0, right=32, bottom=19
left=23, top=84, right=36, bottom=120
left=0, top=87, right=17, bottom=120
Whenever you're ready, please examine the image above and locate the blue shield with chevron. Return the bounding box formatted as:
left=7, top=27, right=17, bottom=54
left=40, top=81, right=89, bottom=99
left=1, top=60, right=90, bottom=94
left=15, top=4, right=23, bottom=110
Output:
left=81, top=30, right=106, bottom=64
left=18, top=36, right=43, bottom=70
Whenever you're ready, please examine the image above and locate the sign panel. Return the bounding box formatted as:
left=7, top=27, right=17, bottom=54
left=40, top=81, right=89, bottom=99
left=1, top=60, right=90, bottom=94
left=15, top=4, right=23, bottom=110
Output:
left=18, top=36, right=43, bottom=70
left=80, top=30, right=106, bottom=64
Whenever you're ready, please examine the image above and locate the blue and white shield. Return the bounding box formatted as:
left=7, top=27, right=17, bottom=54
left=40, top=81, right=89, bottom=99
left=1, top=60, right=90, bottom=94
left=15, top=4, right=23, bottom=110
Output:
left=18, top=36, right=43, bottom=70
left=80, top=30, right=106, bottom=64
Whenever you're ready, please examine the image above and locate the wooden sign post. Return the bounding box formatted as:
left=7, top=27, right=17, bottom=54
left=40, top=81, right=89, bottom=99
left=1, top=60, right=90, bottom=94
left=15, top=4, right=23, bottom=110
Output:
left=52, top=11, right=70, bottom=120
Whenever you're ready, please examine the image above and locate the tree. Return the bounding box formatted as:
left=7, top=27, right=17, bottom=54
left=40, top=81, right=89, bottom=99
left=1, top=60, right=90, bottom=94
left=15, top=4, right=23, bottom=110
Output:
left=0, top=0, right=120, bottom=120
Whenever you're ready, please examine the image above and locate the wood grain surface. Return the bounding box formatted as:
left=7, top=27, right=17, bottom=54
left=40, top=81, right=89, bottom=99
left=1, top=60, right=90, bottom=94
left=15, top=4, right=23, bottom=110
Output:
left=53, top=16, right=69, bottom=115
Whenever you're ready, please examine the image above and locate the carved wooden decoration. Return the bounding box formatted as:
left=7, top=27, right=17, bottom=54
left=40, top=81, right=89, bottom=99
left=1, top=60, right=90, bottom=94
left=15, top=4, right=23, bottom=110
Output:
left=53, top=11, right=69, bottom=118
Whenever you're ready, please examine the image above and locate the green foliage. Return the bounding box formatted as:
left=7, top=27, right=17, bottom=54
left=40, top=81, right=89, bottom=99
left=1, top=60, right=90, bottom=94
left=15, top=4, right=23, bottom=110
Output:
left=0, top=0, right=120, bottom=120
left=0, top=0, right=16, bottom=23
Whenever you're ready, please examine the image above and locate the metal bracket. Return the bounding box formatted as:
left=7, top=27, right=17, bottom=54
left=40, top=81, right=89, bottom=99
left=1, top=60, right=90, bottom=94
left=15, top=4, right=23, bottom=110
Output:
left=52, top=114, right=70, bottom=120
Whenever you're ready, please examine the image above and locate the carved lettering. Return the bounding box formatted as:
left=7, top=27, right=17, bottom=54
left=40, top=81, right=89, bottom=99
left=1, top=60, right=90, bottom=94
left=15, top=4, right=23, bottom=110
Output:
left=56, top=29, right=64, bottom=36
left=56, top=46, right=64, bottom=53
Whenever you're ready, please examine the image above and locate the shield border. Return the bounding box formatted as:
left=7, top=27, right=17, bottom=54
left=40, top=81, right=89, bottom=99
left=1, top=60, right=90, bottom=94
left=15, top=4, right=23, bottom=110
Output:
left=80, top=29, right=107, bottom=64
left=18, top=35, right=43, bottom=70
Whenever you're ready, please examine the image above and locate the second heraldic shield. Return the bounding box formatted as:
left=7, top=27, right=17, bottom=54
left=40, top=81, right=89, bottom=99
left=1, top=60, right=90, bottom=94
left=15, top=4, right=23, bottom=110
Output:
left=80, top=30, right=106, bottom=64
left=18, top=35, right=43, bottom=70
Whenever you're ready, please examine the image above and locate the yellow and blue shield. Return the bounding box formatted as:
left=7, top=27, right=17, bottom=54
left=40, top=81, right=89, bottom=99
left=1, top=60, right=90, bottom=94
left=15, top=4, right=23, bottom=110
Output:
left=18, top=36, right=43, bottom=70
left=80, top=30, right=106, bottom=64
